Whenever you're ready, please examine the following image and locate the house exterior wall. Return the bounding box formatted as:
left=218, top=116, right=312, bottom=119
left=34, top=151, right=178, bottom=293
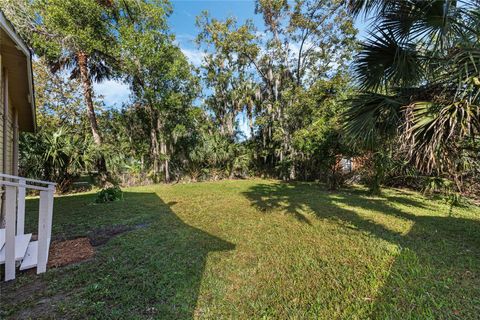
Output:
left=0, top=12, right=34, bottom=227
left=0, top=54, right=3, bottom=174
left=6, top=94, right=15, bottom=174
left=0, top=55, right=17, bottom=176
left=0, top=54, right=19, bottom=226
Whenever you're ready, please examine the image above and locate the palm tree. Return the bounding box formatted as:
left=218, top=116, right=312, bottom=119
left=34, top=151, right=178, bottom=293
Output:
left=50, top=50, right=116, bottom=147
left=344, top=0, right=480, bottom=192
left=4, top=0, right=118, bottom=145
left=2, top=0, right=118, bottom=177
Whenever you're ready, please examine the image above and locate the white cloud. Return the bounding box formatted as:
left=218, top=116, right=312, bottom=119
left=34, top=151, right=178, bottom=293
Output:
left=181, top=48, right=206, bottom=67
left=93, top=79, right=131, bottom=107
left=174, top=33, right=196, bottom=46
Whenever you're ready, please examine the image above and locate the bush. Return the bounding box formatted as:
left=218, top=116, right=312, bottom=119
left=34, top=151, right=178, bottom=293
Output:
left=95, top=186, right=123, bottom=203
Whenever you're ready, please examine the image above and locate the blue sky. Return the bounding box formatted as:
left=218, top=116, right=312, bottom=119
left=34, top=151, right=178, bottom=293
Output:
left=94, top=0, right=369, bottom=108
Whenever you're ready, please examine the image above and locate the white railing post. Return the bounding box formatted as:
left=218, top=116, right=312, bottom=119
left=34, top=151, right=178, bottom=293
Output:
left=0, top=174, right=56, bottom=280
left=37, top=190, right=49, bottom=274
left=46, top=185, right=54, bottom=253
left=16, top=178, right=26, bottom=235
left=4, top=185, right=17, bottom=281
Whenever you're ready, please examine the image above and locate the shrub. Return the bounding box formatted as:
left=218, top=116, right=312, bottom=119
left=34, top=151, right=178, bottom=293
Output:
left=95, top=186, right=123, bottom=203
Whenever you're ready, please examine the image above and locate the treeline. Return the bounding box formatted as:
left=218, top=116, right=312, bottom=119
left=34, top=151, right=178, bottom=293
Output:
left=3, top=0, right=479, bottom=201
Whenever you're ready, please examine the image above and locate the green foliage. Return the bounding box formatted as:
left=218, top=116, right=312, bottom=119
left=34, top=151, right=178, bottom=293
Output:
left=20, top=127, right=97, bottom=193
left=95, top=186, right=123, bottom=203
left=196, top=2, right=357, bottom=181
left=343, top=0, right=480, bottom=196
left=20, top=60, right=124, bottom=192
left=185, top=129, right=249, bottom=181
left=116, top=0, right=199, bottom=182
left=30, top=0, right=114, bottom=57
left=3, top=0, right=118, bottom=83
left=290, top=78, right=354, bottom=188
left=2, top=0, right=121, bottom=180
left=32, top=58, right=86, bottom=129
left=6, top=0, right=478, bottom=203
left=5, top=0, right=360, bottom=189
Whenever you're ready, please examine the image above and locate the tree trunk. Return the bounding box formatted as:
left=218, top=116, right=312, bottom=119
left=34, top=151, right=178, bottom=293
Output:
left=77, top=51, right=102, bottom=146
left=289, top=154, right=296, bottom=180
left=157, top=117, right=170, bottom=183
left=150, top=124, right=160, bottom=179
left=161, top=140, right=169, bottom=183
left=146, top=104, right=161, bottom=181
left=164, top=157, right=170, bottom=183
left=77, top=51, right=108, bottom=182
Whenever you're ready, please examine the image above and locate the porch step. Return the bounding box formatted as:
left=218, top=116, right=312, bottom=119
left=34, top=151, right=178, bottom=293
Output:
left=20, top=240, right=38, bottom=270
left=0, top=229, right=5, bottom=250
left=0, top=233, right=32, bottom=263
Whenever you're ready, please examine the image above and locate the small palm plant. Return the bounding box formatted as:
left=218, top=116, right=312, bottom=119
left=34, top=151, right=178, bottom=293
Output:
left=20, top=127, right=99, bottom=193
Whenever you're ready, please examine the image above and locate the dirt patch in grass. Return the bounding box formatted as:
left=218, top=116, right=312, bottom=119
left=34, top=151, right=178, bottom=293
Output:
left=87, top=223, right=149, bottom=246
left=1, top=278, right=48, bottom=306
left=0, top=278, right=72, bottom=320
left=14, top=291, right=70, bottom=320
left=2, top=281, right=80, bottom=320
left=48, top=238, right=95, bottom=268
left=87, top=224, right=135, bottom=246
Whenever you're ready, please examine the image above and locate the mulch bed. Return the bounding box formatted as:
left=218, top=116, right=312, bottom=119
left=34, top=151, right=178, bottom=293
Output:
left=44, top=223, right=148, bottom=268
left=47, top=238, right=95, bottom=268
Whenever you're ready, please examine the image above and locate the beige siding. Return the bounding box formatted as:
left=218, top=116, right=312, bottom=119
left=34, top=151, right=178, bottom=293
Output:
left=0, top=55, right=17, bottom=175
left=6, top=95, right=14, bottom=174
left=0, top=54, right=3, bottom=174
left=0, top=57, right=18, bottom=225
left=0, top=103, right=3, bottom=174
left=0, top=55, right=3, bottom=225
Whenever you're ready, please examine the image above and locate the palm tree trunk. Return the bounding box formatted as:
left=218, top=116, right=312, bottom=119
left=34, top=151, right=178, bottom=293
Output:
left=77, top=51, right=103, bottom=146
left=77, top=51, right=108, bottom=181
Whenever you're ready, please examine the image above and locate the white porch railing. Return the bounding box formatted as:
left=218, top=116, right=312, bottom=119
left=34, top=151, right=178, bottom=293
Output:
left=0, top=173, right=55, bottom=281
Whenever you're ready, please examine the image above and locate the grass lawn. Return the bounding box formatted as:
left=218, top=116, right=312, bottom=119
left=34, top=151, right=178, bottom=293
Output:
left=1, top=179, right=480, bottom=319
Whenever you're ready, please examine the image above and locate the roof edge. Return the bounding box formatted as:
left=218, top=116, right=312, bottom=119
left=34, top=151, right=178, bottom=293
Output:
left=0, top=10, right=31, bottom=57
left=0, top=10, right=36, bottom=132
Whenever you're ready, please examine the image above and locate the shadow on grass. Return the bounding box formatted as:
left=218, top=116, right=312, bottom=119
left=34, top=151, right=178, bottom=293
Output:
left=243, top=182, right=480, bottom=318
left=1, top=192, right=235, bottom=319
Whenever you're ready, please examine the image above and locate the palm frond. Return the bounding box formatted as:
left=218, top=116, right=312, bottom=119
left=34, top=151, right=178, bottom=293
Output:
left=355, top=29, right=424, bottom=90
left=346, top=0, right=397, bottom=17
left=403, top=100, right=480, bottom=172
left=343, top=92, right=405, bottom=149
left=380, top=0, right=460, bottom=46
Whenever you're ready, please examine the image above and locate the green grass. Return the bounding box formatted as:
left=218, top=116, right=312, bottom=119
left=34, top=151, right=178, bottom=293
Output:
left=1, top=179, right=480, bottom=319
